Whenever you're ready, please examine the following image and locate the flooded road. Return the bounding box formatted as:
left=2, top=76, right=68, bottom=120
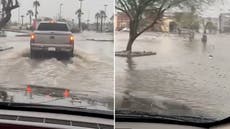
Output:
left=116, top=32, right=230, bottom=120
left=0, top=31, right=113, bottom=110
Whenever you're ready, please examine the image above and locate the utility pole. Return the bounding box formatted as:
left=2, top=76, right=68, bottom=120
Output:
left=87, top=19, right=90, bottom=30
left=79, top=0, right=83, bottom=32
left=72, top=19, right=74, bottom=28
left=87, top=11, right=90, bottom=30
left=21, top=15, right=24, bottom=26
left=59, top=3, right=63, bottom=20
left=18, top=7, right=20, bottom=25
left=104, top=4, right=108, bottom=30
left=219, top=14, right=222, bottom=33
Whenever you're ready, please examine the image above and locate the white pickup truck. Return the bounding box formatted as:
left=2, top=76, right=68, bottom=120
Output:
left=30, top=21, right=74, bottom=57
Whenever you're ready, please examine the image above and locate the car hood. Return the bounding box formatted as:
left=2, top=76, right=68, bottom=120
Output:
left=0, top=84, right=113, bottom=112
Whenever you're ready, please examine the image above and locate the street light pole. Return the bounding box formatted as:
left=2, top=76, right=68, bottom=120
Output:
left=59, top=3, right=63, bottom=20
left=80, top=0, right=83, bottom=9
left=35, top=0, right=38, bottom=21
left=104, top=4, right=108, bottom=22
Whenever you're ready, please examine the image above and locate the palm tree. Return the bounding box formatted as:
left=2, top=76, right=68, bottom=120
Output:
left=99, top=10, right=106, bottom=32
left=26, top=10, right=34, bottom=26
left=95, top=12, right=100, bottom=31
left=33, top=0, right=40, bottom=21
left=75, top=9, right=83, bottom=30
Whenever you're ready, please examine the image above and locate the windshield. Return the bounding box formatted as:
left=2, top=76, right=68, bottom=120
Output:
left=115, top=0, right=230, bottom=124
left=0, top=0, right=114, bottom=115
left=37, top=23, right=69, bottom=31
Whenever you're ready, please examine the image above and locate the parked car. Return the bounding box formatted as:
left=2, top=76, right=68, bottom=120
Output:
left=121, top=27, right=130, bottom=32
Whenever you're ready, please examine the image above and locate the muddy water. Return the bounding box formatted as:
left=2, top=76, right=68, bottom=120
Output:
left=0, top=31, right=114, bottom=110
left=116, top=32, right=230, bottom=120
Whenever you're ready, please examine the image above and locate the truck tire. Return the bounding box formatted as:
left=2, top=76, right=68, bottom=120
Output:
left=30, top=50, right=36, bottom=58
left=68, top=50, right=74, bottom=57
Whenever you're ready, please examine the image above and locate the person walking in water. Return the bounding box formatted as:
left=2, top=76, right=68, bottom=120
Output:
left=189, top=30, right=195, bottom=41
left=202, top=31, right=207, bottom=43
left=202, top=22, right=211, bottom=43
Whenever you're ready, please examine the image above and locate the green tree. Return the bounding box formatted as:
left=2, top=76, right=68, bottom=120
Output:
left=174, top=6, right=200, bottom=32
left=27, top=10, right=34, bottom=26
left=205, top=22, right=217, bottom=33
left=33, top=0, right=40, bottom=21
left=116, top=0, right=215, bottom=52
left=175, top=14, right=200, bottom=31
left=0, top=0, right=19, bottom=30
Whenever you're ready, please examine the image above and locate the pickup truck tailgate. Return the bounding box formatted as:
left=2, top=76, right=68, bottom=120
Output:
left=34, top=31, right=72, bottom=44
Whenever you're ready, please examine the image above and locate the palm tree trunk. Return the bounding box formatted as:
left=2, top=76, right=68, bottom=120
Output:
left=29, top=16, right=32, bottom=26
left=78, top=17, right=81, bottom=30
left=96, top=18, right=99, bottom=31
left=100, top=18, right=103, bottom=32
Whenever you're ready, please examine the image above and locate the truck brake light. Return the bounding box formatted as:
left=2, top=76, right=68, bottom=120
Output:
left=30, top=33, right=35, bottom=43
left=70, top=35, right=74, bottom=44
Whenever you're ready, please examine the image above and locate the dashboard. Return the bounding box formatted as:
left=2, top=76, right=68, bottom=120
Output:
left=0, top=109, right=113, bottom=129
left=116, top=122, right=230, bottom=129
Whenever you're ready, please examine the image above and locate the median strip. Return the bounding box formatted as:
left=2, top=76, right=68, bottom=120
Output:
left=0, top=46, right=14, bottom=51
left=115, top=51, right=157, bottom=57
left=86, top=39, right=113, bottom=42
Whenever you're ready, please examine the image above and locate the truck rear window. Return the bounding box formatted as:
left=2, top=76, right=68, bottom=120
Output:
left=37, top=23, right=69, bottom=31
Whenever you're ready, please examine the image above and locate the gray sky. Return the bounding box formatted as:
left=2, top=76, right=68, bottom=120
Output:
left=11, top=0, right=114, bottom=23
left=11, top=0, right=230, bottom=23
left=168, top=0, right=230, bottom=18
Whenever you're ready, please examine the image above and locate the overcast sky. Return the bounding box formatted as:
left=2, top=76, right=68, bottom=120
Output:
left=167, top=0, right=230, bottom=18
left=168, top=0, right=230, bottom=18
left=201, top=0, right=230, bottom=17
left=9, top=0, right=230, bottom=23
left=11, top=0, right=114, bottom=23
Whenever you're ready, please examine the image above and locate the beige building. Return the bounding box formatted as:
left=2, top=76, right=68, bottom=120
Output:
left=114, top=12, right=176, bottom=32
left=115, top=12, right=130, bottom=31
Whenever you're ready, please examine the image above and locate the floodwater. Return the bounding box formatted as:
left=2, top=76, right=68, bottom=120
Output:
left=116, top=32, right=230, bottom=120
left=0, top=31, right=114, bottom=111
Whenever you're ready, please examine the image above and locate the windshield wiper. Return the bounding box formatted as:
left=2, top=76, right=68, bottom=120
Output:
left=0, top=102, right=113, bottom=119
left=116, top=110, right=215, bottom=128
left=209, top=116, right=230, bottom=128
